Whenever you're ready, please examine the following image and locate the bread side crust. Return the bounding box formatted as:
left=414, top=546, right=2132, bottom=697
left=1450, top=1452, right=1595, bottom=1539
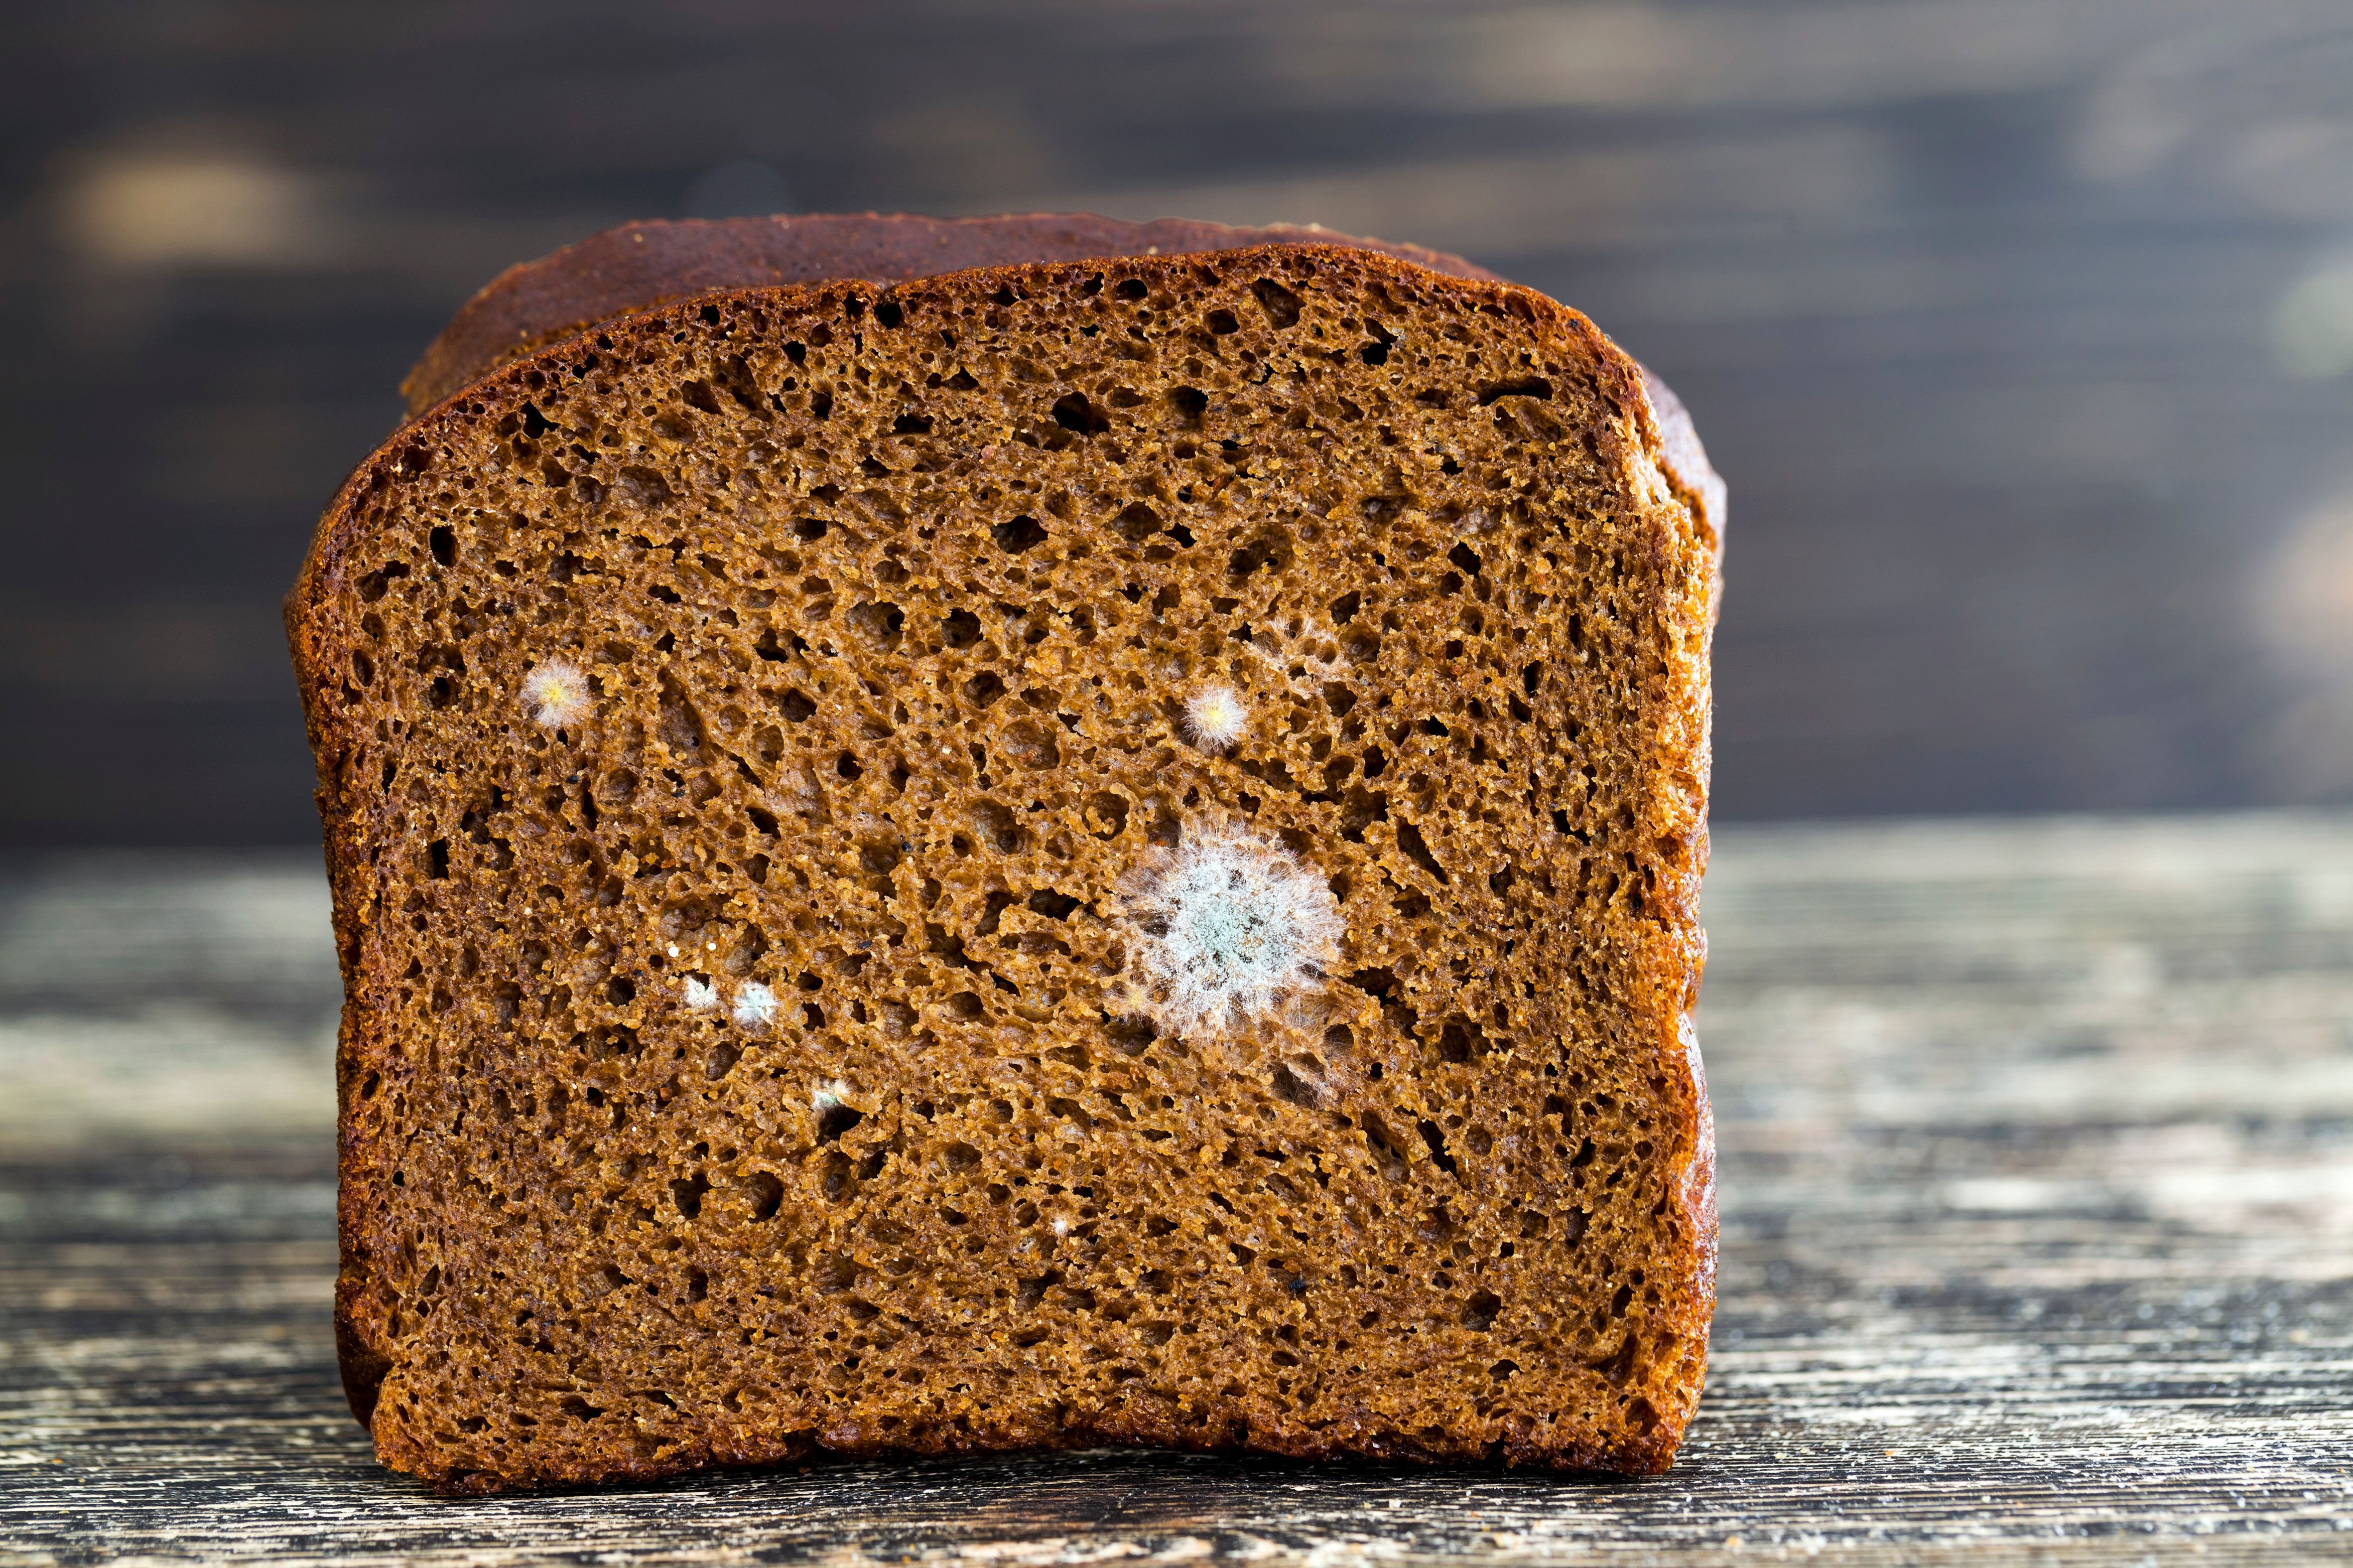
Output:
left=290, top=240, right=1720, bottom=1489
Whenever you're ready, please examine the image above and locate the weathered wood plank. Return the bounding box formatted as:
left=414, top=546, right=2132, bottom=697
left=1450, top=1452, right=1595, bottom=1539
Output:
left=3, top=819, right=2350, bottom=1562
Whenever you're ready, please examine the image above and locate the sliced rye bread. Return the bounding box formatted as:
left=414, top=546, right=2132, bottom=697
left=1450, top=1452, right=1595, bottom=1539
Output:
left=401, top=213, right=1721, bottom=539
left=289, top=217, right=1722, bottom=1493
left=400, top=214, right=1505, bottom=419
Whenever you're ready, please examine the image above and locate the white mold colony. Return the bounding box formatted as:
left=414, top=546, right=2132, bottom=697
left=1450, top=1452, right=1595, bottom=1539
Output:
left=519, top=659, right=591, bottom=729
left=1118, top=819, right=1344, bottom=1039
left=1182, top=685, right=1249, bottom=752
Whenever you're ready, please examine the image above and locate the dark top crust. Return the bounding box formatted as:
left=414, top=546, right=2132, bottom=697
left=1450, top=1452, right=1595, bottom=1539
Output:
left=401, top=214, right=1499, bottom=417
left=398, top=212, right=1721, bottom=547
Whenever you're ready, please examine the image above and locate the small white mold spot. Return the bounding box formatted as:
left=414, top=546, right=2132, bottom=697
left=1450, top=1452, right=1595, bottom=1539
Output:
left=732, top=982, right=777, bottom=1029
left=668, top=944, right=680, bottom=957
left=1108, top=976, right=1155, bottom=1019
left=1051, top=1217, right=1070, bottom=1238
left=1183, top=684, right=1249, bottom=751
left=1118, top=819, right=1344, bottom=1039
left=1243, top=618, right=1345, bottom=691
left=520, top=659, right=590, bottom=729
left=812, top=1077, right=850, bottom=1110
left=681, top=976, right=719, bottom=1013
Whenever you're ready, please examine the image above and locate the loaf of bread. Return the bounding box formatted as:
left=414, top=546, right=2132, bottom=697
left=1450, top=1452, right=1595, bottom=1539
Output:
left=288, top=213, right=1723, bottom=1493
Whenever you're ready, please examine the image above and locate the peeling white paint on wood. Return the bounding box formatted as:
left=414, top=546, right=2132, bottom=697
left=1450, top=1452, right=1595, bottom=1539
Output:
left=3, top=818, right=2350, bottom=1563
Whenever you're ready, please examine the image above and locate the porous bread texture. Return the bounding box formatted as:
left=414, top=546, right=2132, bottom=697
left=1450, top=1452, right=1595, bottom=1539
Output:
left=289, top=240, right=1719, bottom=1494
left=398, top=213, right=1506, bottom=419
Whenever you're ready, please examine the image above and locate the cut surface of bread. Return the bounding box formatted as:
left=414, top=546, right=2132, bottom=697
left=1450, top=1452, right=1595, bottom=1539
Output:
left=289, top=222, right=1721, bottom=1494
left=400, top=213, right=1503, bottom=419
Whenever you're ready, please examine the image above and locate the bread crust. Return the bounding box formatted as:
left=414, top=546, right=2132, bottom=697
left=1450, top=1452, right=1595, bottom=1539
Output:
left=399, top=212, right=1722, bottom=549
left=401, top=213, right=1502, bottom=419
left=291, top=231, right=1721, bottom=1490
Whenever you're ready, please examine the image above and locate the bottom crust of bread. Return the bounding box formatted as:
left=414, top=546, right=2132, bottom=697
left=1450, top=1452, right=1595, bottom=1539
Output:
left=395, top=1408, right=1684, bottom=1497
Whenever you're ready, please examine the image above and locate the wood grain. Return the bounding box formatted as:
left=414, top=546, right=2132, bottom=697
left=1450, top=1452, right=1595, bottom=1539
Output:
left=3, top=818, right=2350, bottom=1561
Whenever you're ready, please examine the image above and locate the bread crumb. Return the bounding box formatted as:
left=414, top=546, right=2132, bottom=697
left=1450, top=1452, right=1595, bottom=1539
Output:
left=732, top=982, right=776, bottom=1028
left=1119, top=819, right=1343, bottom=1038
left=1182, top=685, right=1249, bottom=751
left=520, top=659, right=589, bottom=729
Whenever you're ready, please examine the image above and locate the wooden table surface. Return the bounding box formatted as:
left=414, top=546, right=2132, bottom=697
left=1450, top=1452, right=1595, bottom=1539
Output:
left=4, top=816, right=2350, bottom=1564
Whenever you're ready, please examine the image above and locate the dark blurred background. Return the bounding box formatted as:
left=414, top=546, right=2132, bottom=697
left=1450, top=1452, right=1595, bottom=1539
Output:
left=7, top=0, right=2353, bottom=845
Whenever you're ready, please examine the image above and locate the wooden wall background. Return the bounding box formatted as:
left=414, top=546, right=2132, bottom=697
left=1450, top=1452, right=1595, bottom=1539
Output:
left=8, top=0, right=2353, bottom=843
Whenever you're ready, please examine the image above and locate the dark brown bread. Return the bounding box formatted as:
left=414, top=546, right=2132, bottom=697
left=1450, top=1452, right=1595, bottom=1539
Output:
left=399, top=214, right=1505, bottom=419
left=401, top=211, right=1720, bottom=556
left=290, top=225, right=1721, bottom=1493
